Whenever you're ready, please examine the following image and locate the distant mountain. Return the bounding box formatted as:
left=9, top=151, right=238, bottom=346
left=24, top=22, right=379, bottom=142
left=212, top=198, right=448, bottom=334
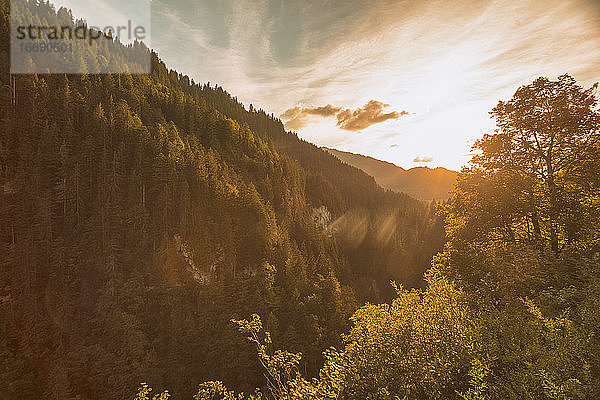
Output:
left=325, top=148, right=458, bottom=201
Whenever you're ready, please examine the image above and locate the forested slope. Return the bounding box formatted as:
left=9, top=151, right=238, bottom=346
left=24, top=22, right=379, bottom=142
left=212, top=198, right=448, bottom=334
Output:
left=0, top=1, right=444, bottom=399
left=145, top=76, right=600, bottom=400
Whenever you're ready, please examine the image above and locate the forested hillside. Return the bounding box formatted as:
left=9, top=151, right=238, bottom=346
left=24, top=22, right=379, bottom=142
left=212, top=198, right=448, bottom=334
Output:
left=0, top=1, right=444, bottom=399
left=325, top=148, right=457, bottom=201
left=160, top=75, right=599, bottom=400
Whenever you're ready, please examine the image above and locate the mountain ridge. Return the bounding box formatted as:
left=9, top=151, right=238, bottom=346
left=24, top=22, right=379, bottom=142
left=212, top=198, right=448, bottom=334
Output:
left=324, top=147, right=458, bottom=201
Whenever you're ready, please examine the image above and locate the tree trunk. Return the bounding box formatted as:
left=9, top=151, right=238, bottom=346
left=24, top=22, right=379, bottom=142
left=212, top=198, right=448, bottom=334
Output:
left=546, top=156, right=559, bottom=255
left=531, top=210, right=541, bottom=237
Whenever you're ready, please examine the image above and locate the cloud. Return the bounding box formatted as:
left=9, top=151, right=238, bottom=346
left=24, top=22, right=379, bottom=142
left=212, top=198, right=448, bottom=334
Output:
left=280, top=106, right=301, bottom=120
left=280, top=104, right=343, bottom=129
left=282, top=113, right=308, bottom=130
left=281, top=100, right=408, bottom=131
left=413, top=156, right=433, bottom=163
left=308, top=104, right=343, bottom=116
left=336, top=100, right=408, bottom=131
left=281, top=104, right=341, bottom=119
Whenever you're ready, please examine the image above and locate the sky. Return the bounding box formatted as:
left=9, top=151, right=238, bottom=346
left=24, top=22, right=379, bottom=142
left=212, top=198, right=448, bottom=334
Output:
left=52, top=0, right=600, bottom=170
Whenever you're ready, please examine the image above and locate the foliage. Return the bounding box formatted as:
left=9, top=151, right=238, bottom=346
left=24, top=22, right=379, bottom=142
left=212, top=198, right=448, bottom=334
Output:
left=439, top=74, right=600, bottom=398
left=185, top=271, right=481, bottom=400
left=339, top=270, right=475, bottom=399
left=134, top=383, right=171, bottom=400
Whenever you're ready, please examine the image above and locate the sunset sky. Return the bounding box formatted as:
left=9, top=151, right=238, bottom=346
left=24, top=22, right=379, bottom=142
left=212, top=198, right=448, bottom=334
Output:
left=54, top=0, right=600, bottom=170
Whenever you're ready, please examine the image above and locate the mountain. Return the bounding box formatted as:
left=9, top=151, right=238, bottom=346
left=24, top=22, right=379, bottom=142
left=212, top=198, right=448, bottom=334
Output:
left=325, top=148, right=458, bottom=201
left=0, top=1, right=446, bottom=399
